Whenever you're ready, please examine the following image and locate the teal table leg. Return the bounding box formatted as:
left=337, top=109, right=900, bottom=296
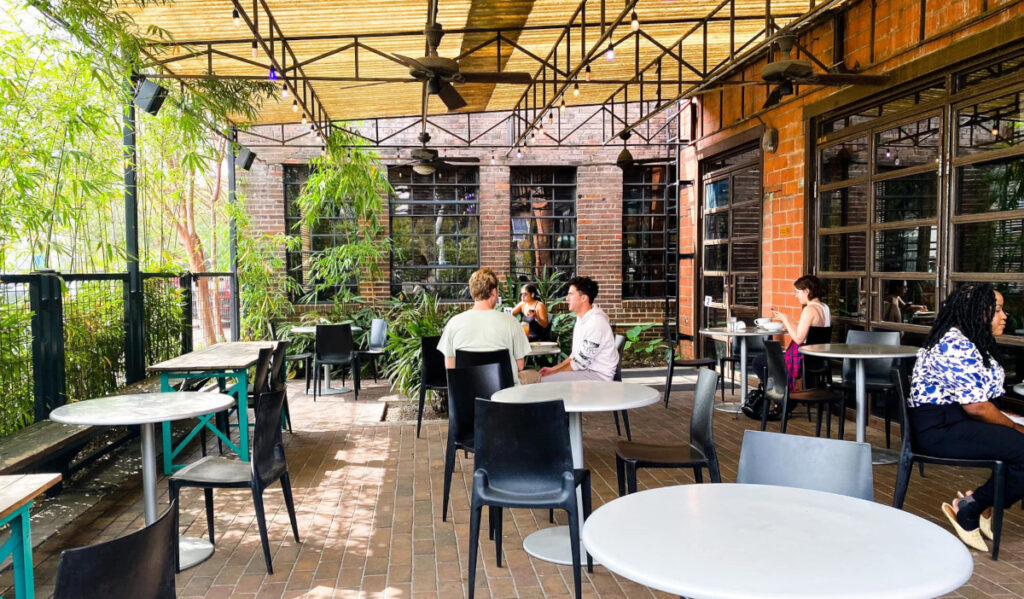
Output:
left=161, top=374, right=174, bottom=475
left=0, top=502, right=35, bottom=599
left=236, top=369, right=250, bottom=461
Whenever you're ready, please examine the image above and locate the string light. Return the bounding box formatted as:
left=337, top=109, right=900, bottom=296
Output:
left=268, top=67, right=277, bottom=81
left=547, top=111, right=554, bottom=124
left=605, top=42, right=615, bottom=61
left=530, top=131, right=536, bottom=143
left=991, top=126, right=1000, bottom=137
left=585, top=64, right=592, bottom=82
left=572, top=82, right=579, bottom=97
left=516, top=147, right=523, bottom=159
left=232, top=8, right=240, bottom=27
left=630, top=11, right=640, bottom=32
left=490, top=154, right=496, bottom=165
left=292, top=100, right=298, bottom=112
left=302, top=113, right=308, bottom=125
left=560, top=97, right=566, bottom=114
left=884, top=148, right=891, bottom=158
left=251, top=41, right=258, bottom=58
left=538, top=122, right=544, bottom=134
left=281, top=84, right=288, bottom=98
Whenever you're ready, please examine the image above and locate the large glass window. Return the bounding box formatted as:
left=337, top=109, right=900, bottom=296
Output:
left=388, top=165, right=480, bottom=300
left=700, top=145, right=762, bottom=326
left=510, top=167, right=576, bottom=283
left=623, top=164, right=676, bottom=298
left=284, top=164, right=357, bottom=303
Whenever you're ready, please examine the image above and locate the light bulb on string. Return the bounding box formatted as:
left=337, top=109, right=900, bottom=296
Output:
left=538, top=122, right=544, bottom=134
left=251, top=41, right=258, bottom=58
left=232, top=8, right=240, bottom=27
left=630, top=11, right=640, bottom=32
left=281, top=84, right=288, bottom=98
left=302, top=113, right=308, bottom=125
left=547, top=111, right=554, bottom=124
left=992, top=126, right=1000, bottom=138
left=560, top=97, right=566, bottom=114
left=573, top=82, right=579, bottom=97
left=516, top=147, right=523, bottom=159
left=530, top=131, right=536, bottom=143
left=490, top=154, right=496, bottom=165
left=292, top=100, right=298, bottom=112
left=605, top=42, right=615, bottom=61
left=584, top=64, right=592, bottom=82
left=884, top=148, right=891, bottom=158
left=268, top=67, right=277, bottom=81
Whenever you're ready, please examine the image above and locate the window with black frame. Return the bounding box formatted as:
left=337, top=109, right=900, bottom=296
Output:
left=284, top=164, right=358, bottom=303
left=388, top=165, right=480, bottom=300
left=509, top=167, right=576, bottom=285
left=622, top=163, right=676, bottom=298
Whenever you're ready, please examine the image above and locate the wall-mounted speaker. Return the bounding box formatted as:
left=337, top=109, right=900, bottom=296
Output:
left=133, top=79, right=168, bottom=116
left=237, top=148, right=256, bottom=171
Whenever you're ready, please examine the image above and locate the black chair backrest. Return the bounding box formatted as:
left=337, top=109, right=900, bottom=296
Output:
left=474, top=398, right=573, bottom=495
left=316, top=323, right=355, bottom=359
left=842, top=329, right=900, bottom=381
left=368, top=318, right=388, bottom=350
left=420, top=336, right=448, bottom=388
left=737, top=430, right=874, bottom=500
left=252, top=389, right=287, bottom=487
left=455, top=349, right=516, bottom=389
left=762, top=340, right=789, bottom=403
left=268, top=320, right=280, bottom=340
left=802, top=326, right=833, bottom=388
left=690, top=368, right=719, bottom=458
left=613, top=334, right=627, bottom=382
left=733, top=333, right=766, bottom=356
left=53, top=500, right=177, bottom=599
left=447, top=363, right=505, bottom=447
left=270, top=340, right=290, bottom=392
left=251, top=347, right=274, bottom=395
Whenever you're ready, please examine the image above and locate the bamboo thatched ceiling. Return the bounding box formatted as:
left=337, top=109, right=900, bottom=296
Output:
left=122, top=0, right=819, bottom=125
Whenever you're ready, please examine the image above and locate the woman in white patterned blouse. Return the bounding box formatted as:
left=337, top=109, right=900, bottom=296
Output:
left=909, top=283, right=1012, bottom=553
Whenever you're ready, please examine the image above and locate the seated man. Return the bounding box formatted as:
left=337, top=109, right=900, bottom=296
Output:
left=438, top=267, right=540, bottom=385
left=539, top=276, right=617, bottom=382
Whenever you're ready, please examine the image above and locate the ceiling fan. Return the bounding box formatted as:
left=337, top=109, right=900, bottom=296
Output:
left=398, top=131, right=479, bottom=175
left=761, top=34, right=889, bottom=108
left=392, top=0, right=533, bottom=112
left=586, top=132, right=674, bottom=169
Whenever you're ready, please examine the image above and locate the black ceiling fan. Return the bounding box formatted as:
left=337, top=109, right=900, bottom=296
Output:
left=392, top=0, right=533, bottom=112
left=761, top=34, right=889, bottom=108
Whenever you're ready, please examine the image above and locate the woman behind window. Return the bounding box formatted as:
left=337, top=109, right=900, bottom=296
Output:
left=511, top=283, right=550, bottom=341
left=908, top=283, right=1016, bottom=553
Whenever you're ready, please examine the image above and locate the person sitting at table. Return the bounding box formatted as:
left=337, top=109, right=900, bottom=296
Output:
left=511, top=282, right=550, bottom=341
left=438, top=267, right=540, bottom=385
left=908, top=283, right=1019, bottom=552
left=752, top=274, right=831, bottom=390
left=883, top=280, right=927, bottom=323
left=538, top=276, right=617, bottom=382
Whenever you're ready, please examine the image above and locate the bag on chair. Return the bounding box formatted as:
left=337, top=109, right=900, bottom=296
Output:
left=741, top=387, right=782, bottom=421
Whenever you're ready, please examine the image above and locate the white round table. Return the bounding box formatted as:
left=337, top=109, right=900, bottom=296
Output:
left=800, top=344, right=918, bottom=464
left=50, top=391, right=234, bottom=570
left=699, top=327, right=783, bottom=414
left=491, top=380, right=659, bottom=565
left=582, top=484, right=973, bottom=599
left=291, top=324, right=362, bottom=394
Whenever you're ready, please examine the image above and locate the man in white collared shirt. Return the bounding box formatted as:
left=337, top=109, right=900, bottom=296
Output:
left=539, top=276, right=617, bottom=382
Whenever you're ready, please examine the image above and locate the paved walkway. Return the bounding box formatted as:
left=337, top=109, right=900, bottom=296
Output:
left=5, top=370, right=1024, bottom=598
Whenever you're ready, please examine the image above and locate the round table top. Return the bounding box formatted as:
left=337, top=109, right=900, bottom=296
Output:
left=528, top=342, right=562, bottom=356
left=799, top=343, right=919, bottom=360
left=582, top=484, right=972, bottom=599
left=492, top=380, right=659, bottom=413
left=699, top=326, right=784, bottom=337
left=50, top=392, right=235, bottom=426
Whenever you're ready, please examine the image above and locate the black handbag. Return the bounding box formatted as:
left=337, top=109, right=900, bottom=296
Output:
left=741, top=387, right=782, bottom=421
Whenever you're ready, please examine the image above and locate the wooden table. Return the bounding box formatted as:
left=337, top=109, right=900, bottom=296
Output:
left=0, top=473, right=61, bottom=599
left=149, top=342, right=274, bottom=474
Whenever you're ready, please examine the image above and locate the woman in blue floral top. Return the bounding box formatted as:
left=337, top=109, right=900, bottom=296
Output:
left=909, top=283, right=1013, bottom=553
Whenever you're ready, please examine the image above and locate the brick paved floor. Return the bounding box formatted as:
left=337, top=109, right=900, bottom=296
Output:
left=8, top=370, right=1024, bottom=598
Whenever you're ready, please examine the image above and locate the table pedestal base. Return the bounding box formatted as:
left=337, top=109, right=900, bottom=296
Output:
left=522, top=526, right=595, bottom=567
left=309, top=366, right=352, bottom=396
left=179, top=535, right=215, bottom=570
left=714, top=401, right=744, bottom=414
left=871, top=447, right=900, bottom=466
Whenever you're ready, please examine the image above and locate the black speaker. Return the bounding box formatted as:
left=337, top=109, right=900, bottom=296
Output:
left=133, top=79, right=168, bottom=116
left=237, top=148, right=256, bottom=171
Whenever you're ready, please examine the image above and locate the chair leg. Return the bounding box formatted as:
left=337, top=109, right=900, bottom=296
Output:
left=693, top=466, right=703, bottom=484
left=492, top=506, right=503, bottom=567
left=442, top=441, right=457, bottom=521
left=304, top=356, right=311, bottom=394
left=282, top=397, right=293, bottom=433
left=780, top=399, right=789, bottom=434
left=621, top=411, right=632, bottom=441
left=467, top=501, right=483, bottom=599
left=992, top=463, right=1005, bottom=561
left=353, top=356, right=361, bottom=401
left=892, top=454, right=913, bottom=509
left=281, top=472, right=300, bottom=542
left=566, top=501, right=583, bottom=599
left=815, top=404, right=824, bottom=438
left=626, top=461, right=638, bottom=495
left=549, top=509, right=554, bottom=524
left=664, top=361, right=675, bottom=408
left=169, top=482, right=182, bottom=573
left=825, top=402, right=833, bottom=439
left=251, top=485, right=274, bottom=574
left=615, top=455, right=626, bottom=497
left=203, top=488, right=215, bottom=542
left=613, top=411, right=622, bottom=436
left=581, top=472, right=594, bottom=573
left=708, top=455, right=722, bottom=484
left=416, top=386, right=427, bottom=438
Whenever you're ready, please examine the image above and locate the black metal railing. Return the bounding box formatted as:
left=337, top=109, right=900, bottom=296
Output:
left=0, top=269, right=236, bottom=437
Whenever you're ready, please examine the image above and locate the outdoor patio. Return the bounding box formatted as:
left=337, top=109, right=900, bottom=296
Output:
left=4, top=372, right=1024, bottom=599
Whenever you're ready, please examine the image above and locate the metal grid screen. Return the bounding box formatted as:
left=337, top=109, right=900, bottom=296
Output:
left=63, top=278, right=127, bottom=402
left=0, top=282, right=34, bottom=435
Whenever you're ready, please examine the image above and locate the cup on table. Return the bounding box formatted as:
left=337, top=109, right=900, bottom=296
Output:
left=727, top=316, right=737, bottom=331
left=754, top=317, right=771, bottom=328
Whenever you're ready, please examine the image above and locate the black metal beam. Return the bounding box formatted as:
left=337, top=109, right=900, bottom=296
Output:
left=123, top=76, right=146, bottom=384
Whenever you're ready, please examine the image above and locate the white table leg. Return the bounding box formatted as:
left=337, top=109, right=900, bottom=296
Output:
left=311, top=364, right=352, bottom=395
left=521, top=412, right=595, bottom=566
left=855, top=359, right=866, bottom=443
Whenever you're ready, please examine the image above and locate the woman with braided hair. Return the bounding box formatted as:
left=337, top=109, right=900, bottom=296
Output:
left=908, top=283, right=1014, bottom=552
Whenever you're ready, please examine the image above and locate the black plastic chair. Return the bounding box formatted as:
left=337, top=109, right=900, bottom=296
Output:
left=611, top=334, right=633, bottom=441
left=313, top=323, right=360, bottom=401
left=441, top=363, right=507, bottom=522
left=663, top=341, right=716, bottom=408
left=358, top=318, right=388, bottom=382
left=720, top=333, right=766, bottom=401
left=168, top=389, right=300, bottom=574
left=269, top=340, right=293, bottom=433
left=455, top=349, right=516, bottom=389
left=53, top=500, right=177, bottom=599
left=468, top=398, right=592, bottom=599
left=269, top=321, right=312, bottom=392
left=893, top=371, right=1007, bottom=560
left=737, top=429, right=874, bottom=501
left=246, top=346, right=275, bottom=405
left=835, top=329, right=903, bottom=447
left=762, top=340, right=843, bottom=437
left=417, top=335, right=448, bottom=438
left=616, top=367, right=721, bottom=495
